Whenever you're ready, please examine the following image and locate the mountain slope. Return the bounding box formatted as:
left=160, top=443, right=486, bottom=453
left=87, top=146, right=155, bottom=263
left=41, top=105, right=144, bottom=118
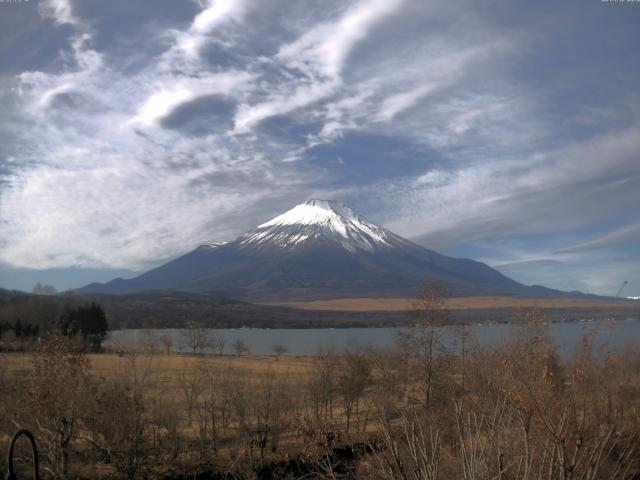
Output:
left=77, top=200, right=577, bottom=301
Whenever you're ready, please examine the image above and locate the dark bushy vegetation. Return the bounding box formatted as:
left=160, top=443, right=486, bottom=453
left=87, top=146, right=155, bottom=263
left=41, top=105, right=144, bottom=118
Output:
left=0, top=293, right=108, bottom=352
left=2, top=288, right=638, bottom=331
left=71, top=291, right=640, bottom=329
left=58, top=302, right=108, bottom=352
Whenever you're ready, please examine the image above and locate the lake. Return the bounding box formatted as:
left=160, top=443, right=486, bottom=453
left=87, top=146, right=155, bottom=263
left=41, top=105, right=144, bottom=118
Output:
left=106, top=319, right=640, bottom=357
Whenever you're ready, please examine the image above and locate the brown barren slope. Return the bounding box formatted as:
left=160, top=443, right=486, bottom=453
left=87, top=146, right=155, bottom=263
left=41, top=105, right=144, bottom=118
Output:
left=275, top=296, right=638, bottom=312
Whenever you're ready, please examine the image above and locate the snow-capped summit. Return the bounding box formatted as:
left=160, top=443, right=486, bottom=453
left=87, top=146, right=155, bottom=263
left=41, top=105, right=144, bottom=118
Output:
left=259, top=200, right=370, bottom=229
left=238, top=199, right=396, bottom=251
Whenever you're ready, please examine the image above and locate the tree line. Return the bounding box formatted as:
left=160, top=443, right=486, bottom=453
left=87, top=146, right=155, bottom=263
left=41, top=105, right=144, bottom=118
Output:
left=0, top=295, right=108, bottom=352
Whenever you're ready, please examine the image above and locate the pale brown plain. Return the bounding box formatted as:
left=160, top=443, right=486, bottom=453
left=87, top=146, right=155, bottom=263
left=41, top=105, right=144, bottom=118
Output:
left=273, top=296, right=638, bottom=311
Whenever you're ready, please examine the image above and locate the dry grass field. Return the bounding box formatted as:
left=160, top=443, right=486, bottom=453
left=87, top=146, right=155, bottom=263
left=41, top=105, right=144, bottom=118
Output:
left=0, top=349, right=328, bottom=478
left=1, top=351, right=314, bottom=380
left=276, top=295, right=638, bottom=311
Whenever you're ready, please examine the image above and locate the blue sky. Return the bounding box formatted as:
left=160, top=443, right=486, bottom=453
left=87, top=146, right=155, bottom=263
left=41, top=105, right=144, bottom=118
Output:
left=0, top=0, right=639, bottom=296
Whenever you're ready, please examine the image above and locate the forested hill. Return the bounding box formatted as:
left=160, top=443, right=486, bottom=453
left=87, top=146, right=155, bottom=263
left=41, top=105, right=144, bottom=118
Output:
left=76, top=291, right=403, bottom=329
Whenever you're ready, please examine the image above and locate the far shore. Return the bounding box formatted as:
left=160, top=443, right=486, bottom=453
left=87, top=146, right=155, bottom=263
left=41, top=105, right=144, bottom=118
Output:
left=270, top=296, right=639, bottom=312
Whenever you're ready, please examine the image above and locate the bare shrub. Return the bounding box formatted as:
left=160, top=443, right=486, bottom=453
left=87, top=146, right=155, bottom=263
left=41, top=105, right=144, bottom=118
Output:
left=396, top=281, right=450, bottom=412
left=85, top=353, right=155, bottom=479
left=179, top=366, right=203, bottom=427
left=272, top=343, right=288, bottom=359
left=211, top=332, right=226, bottom=356
left=180, top=321, right=211, bottom=354
left=337, top=345, right=373, bottom=433
left=232, top=338, right=250, bottom=357
left=140, top=329, right=159, bottom=354
left=25, top=333, right=94, bottom=479
left=159, top=334, right=173, bottom=354
left=307, top=346, right=338, bottom=422
left=376, top=413, right=441, bottom=480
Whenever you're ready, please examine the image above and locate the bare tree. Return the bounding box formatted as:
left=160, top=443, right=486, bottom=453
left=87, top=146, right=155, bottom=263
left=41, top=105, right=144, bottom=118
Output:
left=179, top=367, right=203, bottom=427
left=229, top=368, right=292, bottom=465
left=26, top=333, right=94, bottom=478
left=251, top=370, right=292, bottom=462
left=397, top=280, right=450, bottom=412
left=196, top=362, right=224, bottom=453
left=140, top=329, right=159, bottom=354
left=377, top=412, right=441, bottom=480
left=337, top=346, right=372, bottom=433
left=216, top=365, right=234, bottom=435
left=159, top=334, right=173, bottom=355
left=86, top=353, right=155, bottom=479
left=272, top=343, right=288, bottom=359
left=180, top=321, right=211, bottom=354
left=232, top=338, right=250, bottom=357
left=307, top=345, right=338, bottom=422
left=211, top=332, right=226, bottom=356
left=370, top=346, right=409, bottom=422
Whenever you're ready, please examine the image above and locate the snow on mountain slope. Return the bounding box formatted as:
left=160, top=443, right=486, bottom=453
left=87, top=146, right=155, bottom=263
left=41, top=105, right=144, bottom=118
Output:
left=76, top=199, right=585, bottom=301
left=199, top=241, right=229, bottom=249
left=237, top=199, right=397, bottom=252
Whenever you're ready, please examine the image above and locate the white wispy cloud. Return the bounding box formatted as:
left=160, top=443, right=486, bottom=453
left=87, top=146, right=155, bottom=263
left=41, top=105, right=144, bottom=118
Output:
left=0, top=0, right=638, bottom=296
left=124, top=0, right=254, bottom=130
left=38, top=0, right=78, bottom=26
left=371, top=40, right=505, bottom=124
left=377, top=84, right=437, bottom=122
left=277, top=0, right=404, bottom=79
left=172, top=0, right=247, bottom=59
left=0, top=0, right=303, bottom=269
left=377, top=124, right=640, bottom=247
left=234, top=79, right=339, bottom=133
left=128, top=71, right=253, bottom=127
left=234, top=0, right=406, bottom=132
left=557, top=223, right=640, bottom=254
left=19, top=34, right=103, bottom=111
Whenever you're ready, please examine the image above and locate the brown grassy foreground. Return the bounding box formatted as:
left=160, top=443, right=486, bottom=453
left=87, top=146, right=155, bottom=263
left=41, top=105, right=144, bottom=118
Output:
left=277, top=296, right=638, bottom=311
left=1, top=309, right=640, bottom=478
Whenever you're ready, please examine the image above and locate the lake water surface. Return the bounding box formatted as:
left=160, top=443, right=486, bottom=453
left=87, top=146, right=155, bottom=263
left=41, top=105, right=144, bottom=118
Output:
left=107, top=319, right=640, bottom=357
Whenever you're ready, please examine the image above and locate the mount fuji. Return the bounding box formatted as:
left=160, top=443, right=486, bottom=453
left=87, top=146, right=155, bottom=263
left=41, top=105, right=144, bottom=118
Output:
left=77, top=200, right=572, bottom=301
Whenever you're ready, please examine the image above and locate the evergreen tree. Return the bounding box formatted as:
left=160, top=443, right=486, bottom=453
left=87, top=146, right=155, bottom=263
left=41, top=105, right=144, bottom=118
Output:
left=58, top=302, right=109, bottom=351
